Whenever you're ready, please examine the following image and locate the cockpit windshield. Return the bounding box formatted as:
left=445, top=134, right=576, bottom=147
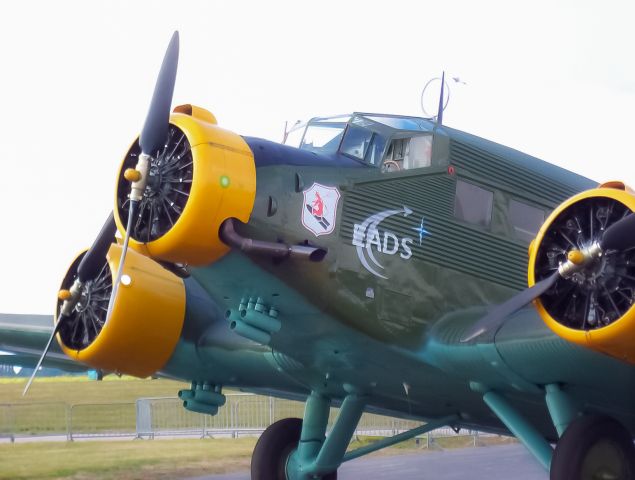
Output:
left=294, top=115, right=350, bottom=154
left=300, top=123, right=346, bottom=154
left=285, top=112, right=436, bottom=170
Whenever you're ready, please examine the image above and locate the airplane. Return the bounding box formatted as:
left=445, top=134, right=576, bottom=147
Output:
left=2, top=30, right=635, bottom=480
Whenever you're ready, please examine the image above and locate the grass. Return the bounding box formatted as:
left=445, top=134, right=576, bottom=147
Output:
left=0, top=377, right=190, bottom=436
left=0, top=376, right=189, bottom=405
left=349, top=433, right=517, bottom=454
left=0, top=438, right=257, bottom=480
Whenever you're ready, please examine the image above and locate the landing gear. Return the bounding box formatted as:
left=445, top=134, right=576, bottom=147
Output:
left=550, top=415, right=635, bottom=480
left=251, top=393, right=458, bottom=479
left=251, top=418, right=337, bottom=480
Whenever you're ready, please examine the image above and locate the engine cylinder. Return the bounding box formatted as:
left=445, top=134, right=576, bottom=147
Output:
left=56, top=244, right=186, bottom=377
left=528, top=187, right=635, bottom=363
left=114, top=106, right=256, bottom=266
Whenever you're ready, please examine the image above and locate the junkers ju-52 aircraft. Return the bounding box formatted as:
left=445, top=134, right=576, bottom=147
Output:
left=3, top=31, right=635, bottom=480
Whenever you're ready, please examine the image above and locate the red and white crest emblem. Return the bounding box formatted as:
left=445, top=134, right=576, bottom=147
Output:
left=301, top=183, right=340, bottom=236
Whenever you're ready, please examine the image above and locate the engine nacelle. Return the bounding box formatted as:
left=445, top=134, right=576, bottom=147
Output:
left=114, top=105, right=256, bottom=266
left=55, top=244, right=186, bottom=377
left=528, top=186, right=635, bottom=363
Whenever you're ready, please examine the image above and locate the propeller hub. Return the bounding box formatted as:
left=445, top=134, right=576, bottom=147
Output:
left=558, top=242, right=603, bottom=279
left=75, top=285, right=94, bottom=313
left=123, top=168, right=142, bottom=183
left=567, top=250, right=585, bottom=265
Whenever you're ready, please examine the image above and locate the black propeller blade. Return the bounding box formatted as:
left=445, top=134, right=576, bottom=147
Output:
left=76, top=212, right=116, bottom=283
left=139, top=31, right=179, bottom=156
left=461, top=272, right=559, bottom=342
left=461, top=211, right=635, bottom=343
left=600, top=213, right=635, bottom=251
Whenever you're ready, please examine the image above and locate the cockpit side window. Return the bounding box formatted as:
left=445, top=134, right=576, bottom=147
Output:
left=365, top=134, right=386, bottom=166
left=340, top=124, right=373, bottom=161
left=382, top=134, right=433, bottom=172
left=406, top=136, right=433, bottom=169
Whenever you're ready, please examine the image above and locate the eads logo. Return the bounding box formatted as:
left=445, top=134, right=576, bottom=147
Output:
left=352, top=207, right=429, bottom=279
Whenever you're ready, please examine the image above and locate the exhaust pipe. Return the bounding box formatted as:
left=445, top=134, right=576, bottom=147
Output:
left=220, top=218, right=327, bottom=261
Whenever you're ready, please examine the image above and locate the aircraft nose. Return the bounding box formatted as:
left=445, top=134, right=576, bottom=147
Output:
left=113, top=105, right=257, bottom=266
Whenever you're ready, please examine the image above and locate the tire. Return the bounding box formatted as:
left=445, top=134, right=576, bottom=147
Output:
left=550, top=415, right=635, bottom=480
left=251, top=417, right=337, bottom=480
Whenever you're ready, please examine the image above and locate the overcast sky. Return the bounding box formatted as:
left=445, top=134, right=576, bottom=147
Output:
left=0, top=0, right=633, bottom=314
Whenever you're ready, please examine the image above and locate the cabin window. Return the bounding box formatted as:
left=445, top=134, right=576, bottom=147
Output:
left=508, top=199, right=545, bottom=242
left=454, top=180, right=493, bottom=227
left=382, top=134, right=432, bottom=172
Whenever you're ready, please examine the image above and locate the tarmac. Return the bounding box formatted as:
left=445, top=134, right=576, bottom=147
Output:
left=190, top=443, right=549, bottom=480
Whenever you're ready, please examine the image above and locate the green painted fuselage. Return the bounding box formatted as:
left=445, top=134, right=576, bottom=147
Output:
left=159, top=117, right=635, bottom=440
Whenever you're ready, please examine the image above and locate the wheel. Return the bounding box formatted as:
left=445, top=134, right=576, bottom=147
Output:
left=251, top=417, right=337, bottom=480
left=550, top=415, right=635, bottom=480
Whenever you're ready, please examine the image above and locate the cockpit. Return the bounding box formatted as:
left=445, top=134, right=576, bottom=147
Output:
left=283, top=113, right=440, bottom=172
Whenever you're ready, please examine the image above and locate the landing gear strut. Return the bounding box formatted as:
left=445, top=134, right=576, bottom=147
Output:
left=251, top=418, right=336, bottom=480
left=550, top=415, right=635, bottom=480
left=251, top=392, right=457, bottom=480
left=475, top=383, right=635, bottom=478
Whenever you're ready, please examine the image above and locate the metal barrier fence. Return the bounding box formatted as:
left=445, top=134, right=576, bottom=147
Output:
left=0, top=402, right=69, bottom=440
left=0, top=394, right=482, bottom=443
left=135, top=395, right=426, bottom=439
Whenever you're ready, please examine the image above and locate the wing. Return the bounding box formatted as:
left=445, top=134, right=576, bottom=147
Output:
left=0, top=313, right=88, bottom=373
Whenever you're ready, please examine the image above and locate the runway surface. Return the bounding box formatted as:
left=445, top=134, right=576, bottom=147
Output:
left=191, top=444, right=549, bottom=480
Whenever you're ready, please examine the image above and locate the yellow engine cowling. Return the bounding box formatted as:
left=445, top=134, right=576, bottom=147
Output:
left=528, top=186, right=635, bottom=363
left=55, top=244, right=186, bottom=377
left=114, top=105, right=256, bottom=266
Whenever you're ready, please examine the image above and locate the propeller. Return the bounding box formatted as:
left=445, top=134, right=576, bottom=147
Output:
left=77, top=212, right=117, bottom=282
left=461, top=212, right=635, bottom=343
left=23, top=32, right=180, bottom=395
left=23, top=213, right=117, bottom=395
left=108, top=30, right=179, bottom=322
left=600, top=212, right=635, bottom=251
